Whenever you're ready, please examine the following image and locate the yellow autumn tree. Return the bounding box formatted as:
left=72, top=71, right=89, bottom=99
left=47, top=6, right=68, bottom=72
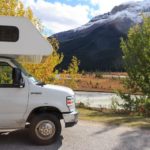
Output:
left=63, top=56, right=80, bottom=88
left=0, top=0, right=24, bottom=16
left=68, top=56, right=80, bottom=74
left=0, top=0, right=41, bottom=30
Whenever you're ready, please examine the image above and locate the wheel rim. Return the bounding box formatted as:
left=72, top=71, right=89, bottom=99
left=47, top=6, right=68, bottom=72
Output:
left=35, top=120, right=56, bottom=140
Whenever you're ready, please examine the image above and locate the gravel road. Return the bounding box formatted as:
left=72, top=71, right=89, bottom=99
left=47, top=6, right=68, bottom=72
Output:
left=0, top=120, right=150, bottom=150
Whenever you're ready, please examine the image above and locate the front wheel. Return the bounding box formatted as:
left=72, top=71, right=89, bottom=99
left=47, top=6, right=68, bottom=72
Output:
left=29, top=114, right=61, bottom=145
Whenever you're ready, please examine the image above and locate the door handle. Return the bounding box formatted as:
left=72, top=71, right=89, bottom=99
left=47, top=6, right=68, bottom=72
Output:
left=30, top=92, right=42, bottom=95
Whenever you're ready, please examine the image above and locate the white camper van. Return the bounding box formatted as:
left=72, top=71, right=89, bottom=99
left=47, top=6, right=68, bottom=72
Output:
left=0, top=16, right=78, bottom=145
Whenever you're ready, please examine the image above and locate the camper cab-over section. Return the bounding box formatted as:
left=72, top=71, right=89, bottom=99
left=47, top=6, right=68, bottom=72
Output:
left=0, top=16, right=52, bottom=56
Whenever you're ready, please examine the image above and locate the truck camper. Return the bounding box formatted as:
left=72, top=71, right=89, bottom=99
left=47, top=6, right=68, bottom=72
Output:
left=0, top=16, right=78, bottom=145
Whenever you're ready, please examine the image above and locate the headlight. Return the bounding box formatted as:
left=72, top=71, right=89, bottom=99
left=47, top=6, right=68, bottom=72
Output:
left=66, top=96, right=75, bottom=111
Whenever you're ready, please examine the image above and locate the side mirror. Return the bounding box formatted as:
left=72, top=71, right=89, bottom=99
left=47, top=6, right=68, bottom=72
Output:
left=13, top=68, right=25, bottom=88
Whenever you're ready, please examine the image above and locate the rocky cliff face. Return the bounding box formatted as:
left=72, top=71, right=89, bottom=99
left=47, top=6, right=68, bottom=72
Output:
left=50, top=0, right=150, bottom=71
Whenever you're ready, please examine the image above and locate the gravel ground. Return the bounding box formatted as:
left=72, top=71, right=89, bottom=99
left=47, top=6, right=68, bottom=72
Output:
left=0, top=120, right=150, bottom=150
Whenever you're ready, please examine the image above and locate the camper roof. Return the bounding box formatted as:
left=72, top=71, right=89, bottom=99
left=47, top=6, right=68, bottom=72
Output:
left=0, top=16, right=52, bottom=57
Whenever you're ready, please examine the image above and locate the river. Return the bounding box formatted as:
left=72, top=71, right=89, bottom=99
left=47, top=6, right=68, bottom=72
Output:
left=75, top=91, right=123, bottom=108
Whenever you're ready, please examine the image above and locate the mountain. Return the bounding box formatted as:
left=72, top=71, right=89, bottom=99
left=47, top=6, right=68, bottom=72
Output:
left=49, top=0, right=150, bottom=72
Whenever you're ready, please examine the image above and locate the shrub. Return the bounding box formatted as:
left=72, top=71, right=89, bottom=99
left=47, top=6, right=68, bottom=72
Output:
left=119, top=17, right=150, bottom=116
left=111, top=98, right=119, bottom=112
left=121, top=17, right=150, bottom=97
left=95, top=72, right=103, bottom=78
left=117, top=91, right=150, bottom=116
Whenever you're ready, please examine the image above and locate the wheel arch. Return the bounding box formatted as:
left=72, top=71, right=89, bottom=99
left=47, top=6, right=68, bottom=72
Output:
left=26, top=106, right=63, bottom=123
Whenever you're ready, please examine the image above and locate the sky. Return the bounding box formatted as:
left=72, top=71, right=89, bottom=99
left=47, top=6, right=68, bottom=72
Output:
left=21, top=0, right=143, bottom=35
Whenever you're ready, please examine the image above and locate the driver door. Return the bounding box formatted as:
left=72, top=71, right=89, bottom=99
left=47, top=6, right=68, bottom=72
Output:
left=0, top=61, right=28, bottom=128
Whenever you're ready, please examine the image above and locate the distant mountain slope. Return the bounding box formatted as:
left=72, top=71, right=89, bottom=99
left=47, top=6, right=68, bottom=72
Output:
left=50, top=0, right=150, bottom=71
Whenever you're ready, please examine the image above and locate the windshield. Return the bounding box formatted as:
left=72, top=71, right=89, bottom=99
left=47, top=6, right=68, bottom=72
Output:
left=11, top=59, right=42, bottom=85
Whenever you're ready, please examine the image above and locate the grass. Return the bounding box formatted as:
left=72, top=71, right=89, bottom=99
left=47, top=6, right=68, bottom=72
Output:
left=56, top=73, right=127, bottom=93
left=75, top=77, right=125, bottom=92
left=78, top=108, right=150, bottom=129
left=54, top=72, right=132, bottom=93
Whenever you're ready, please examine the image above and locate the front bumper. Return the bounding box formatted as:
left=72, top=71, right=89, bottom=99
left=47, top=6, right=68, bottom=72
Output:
left=63, top=111, right=78, bottom=128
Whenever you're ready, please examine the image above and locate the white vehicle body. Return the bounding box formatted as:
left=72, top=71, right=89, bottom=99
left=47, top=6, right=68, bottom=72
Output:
left=0, top=57, right=77, bottom=129
left=0, top=17, right=78, bottom=145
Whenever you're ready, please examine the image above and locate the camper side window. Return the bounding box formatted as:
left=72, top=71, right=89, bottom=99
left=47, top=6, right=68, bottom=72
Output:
left=0, top=26, right=19, bottom=42
left=0, top=62, right=13, bottom=87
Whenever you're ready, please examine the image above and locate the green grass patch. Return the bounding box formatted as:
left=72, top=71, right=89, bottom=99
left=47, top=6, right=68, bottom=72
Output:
left=78, top=108, right=150, bottom=128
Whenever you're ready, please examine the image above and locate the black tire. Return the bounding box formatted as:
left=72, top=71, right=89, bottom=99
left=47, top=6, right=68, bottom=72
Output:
left=29, top=113, right=61, bottom=145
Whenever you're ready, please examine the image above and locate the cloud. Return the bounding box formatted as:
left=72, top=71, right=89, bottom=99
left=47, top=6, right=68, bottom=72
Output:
left=21, top=0, right=90, bottom=34
left=21, top=0, right=144, bottom=35
left=90, top=0, right=143, bottom=16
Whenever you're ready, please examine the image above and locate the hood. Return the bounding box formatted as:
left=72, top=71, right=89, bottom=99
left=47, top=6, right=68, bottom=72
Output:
left=43, top=84, right=74, bottom=96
